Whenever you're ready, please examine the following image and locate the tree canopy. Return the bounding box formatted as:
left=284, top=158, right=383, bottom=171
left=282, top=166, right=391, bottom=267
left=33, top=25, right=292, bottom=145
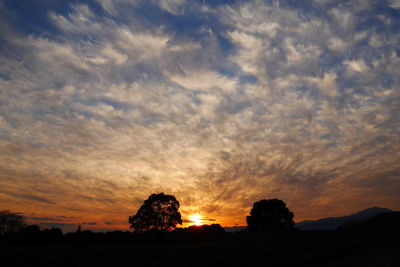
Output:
left=129, top=193, right=182, bottom=232
left=246, top=198, right=294, bottom=232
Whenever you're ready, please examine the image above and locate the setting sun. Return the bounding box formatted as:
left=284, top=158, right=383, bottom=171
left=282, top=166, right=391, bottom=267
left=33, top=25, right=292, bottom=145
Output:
left=189, top=214, right=203, bottom=226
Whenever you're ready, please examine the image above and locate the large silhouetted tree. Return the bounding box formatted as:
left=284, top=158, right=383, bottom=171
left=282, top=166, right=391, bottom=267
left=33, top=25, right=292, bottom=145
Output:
left=129, top=193, right=182, bottom=232
left=246, top=199, right=294, bottom=232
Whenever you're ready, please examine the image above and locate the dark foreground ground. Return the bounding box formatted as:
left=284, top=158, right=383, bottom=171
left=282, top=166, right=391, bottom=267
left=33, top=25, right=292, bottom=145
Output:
left=2, top=230, right=400, bottom=267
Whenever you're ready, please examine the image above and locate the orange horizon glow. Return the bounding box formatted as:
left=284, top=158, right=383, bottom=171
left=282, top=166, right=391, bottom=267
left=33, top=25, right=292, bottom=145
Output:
left=188, top=214, right=203, bottom=226
left=20, top=206, right=389, bottom=233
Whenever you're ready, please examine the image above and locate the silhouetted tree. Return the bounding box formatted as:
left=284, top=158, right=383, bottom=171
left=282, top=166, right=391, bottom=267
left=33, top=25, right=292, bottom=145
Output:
left=129, top=193, right=182, bottom=232
left=246, top=198, right=294, bottom=231
left=0, top=210, right=26, bottom=237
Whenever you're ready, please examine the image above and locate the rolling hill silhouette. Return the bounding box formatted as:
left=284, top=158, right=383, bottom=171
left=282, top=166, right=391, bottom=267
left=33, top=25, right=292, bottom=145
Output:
left=296, top=207, right=392, bottom=230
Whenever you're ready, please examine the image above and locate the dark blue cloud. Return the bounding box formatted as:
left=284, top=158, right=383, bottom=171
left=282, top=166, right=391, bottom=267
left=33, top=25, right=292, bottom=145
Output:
left=28, top=216, right=63, bottom=221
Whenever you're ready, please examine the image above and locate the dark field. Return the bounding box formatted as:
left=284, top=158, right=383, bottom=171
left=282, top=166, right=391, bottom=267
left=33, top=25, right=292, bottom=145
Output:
left=2, top=230, right=400, bottom=267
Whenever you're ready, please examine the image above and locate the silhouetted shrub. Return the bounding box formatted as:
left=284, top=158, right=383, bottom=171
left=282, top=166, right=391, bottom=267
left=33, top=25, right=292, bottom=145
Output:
left=42, top=227, right=63, bottom=242
left=168, top=224, right=225, bottom=242
left=0, top=210, right=26, bottom=241
left=17, top=224, right=41, bottom=243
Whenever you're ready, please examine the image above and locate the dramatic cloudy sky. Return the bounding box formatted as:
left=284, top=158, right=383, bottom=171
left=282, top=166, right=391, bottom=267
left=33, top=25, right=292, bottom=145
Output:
left=1, top=0, right=399, bottom=231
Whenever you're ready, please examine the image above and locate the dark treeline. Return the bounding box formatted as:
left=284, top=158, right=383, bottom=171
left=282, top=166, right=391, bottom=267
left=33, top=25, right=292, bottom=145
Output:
left=1, top=195, right=400, bottom=266
left=2, top=211, right=400, bottom=246
left=1, top=224, right=226, bottom=245
left=1, top=213, right=400, bottom=267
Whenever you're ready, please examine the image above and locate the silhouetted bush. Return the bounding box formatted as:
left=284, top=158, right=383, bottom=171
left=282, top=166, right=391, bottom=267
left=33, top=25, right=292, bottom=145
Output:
left=0, top=210, right=26, bottom=242
left=42, top=227, right=63, bottom=243
left=17, top=224, right=41, bottom=243
left=168, top=224, right=225, bottom=242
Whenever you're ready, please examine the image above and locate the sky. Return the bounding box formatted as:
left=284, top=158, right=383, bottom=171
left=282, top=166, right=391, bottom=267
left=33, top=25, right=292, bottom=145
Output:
left=0, top=0, right=399, bottom=232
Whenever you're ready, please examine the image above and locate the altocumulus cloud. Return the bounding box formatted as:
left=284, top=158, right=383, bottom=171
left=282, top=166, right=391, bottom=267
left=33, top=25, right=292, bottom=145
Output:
left=0, top=0, right=399, bottom=227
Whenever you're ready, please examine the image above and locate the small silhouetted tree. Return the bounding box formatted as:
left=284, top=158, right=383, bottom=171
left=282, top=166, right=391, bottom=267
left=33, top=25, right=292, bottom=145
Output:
left=129, top=193, right=182, bottom=232
left=246, top=198, right=294, bottom=231
left=0, top=210, right=26, bottom=237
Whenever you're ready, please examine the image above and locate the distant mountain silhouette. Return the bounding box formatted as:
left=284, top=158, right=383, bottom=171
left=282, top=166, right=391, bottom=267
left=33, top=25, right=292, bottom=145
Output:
left=296, top=207, right=392, bottom=230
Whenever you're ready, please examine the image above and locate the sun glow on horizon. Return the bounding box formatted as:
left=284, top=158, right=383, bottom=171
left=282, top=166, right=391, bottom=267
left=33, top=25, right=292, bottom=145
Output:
left=188, top=214, right=203, bottom=226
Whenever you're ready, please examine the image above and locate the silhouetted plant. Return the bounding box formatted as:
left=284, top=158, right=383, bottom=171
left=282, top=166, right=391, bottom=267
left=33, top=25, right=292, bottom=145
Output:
left=0, top=210, right=26, bottom=237
left=246, top=198, right=294, bottom=231
left=186, top=224, right=225, bottom=241
left=129, top=193, right=182, bottom=232
left=42, top=227, right=63, bottom=242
